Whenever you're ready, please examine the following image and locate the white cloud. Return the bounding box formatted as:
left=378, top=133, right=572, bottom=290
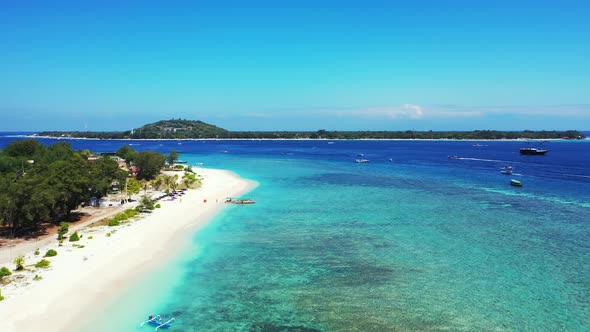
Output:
left=240, top=104, right=590, bottom=120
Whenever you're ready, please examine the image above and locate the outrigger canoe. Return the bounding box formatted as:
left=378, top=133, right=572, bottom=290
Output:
left=140, top=315, right=175, bottom=331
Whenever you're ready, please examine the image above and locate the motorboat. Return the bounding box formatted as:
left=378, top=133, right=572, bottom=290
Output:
left=355, top=159, right=369, bottom=163
left=510, top=179, right=523, bottom=187
left=225, top=198, right=256, bottom=204
left=520, top=148, right=547, bottom=155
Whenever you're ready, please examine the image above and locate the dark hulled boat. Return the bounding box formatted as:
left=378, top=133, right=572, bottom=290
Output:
left=520, top=148, right=548, bottom=155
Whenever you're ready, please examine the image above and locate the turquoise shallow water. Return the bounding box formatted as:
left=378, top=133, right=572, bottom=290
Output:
left=1, top=137, right=586, bottom=331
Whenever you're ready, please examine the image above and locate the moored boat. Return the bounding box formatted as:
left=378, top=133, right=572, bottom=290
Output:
left=520, top=148, right=548, bottom=155
left=510, top=179, right=523, bottom=187
left=355, top=159, right=369, bottom=163
left=140, top=315, right=175, bottom=330
left=225, top=197, right=256, bottom=204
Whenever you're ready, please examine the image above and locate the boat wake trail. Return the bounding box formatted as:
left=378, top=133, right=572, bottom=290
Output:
left=457, top=157, right=511, bottom=163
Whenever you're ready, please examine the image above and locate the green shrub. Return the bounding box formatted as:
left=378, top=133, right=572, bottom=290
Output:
left=69, top=231, right=80, bottom=242
left=106, top=232, right=112, bottom=237
left=57, top=222, right=69, bottom=241
left=0, top=267, right=12, bottom=279
left=34, top=249, right=40, bottom=255
left=0, top=289, right=4, bottom=301
left=33, top=275, right=42, bottom=281
left=14, top=256, right=25, bottom=271
left=155, top=204, right=161, bottom=208
left=88, top=236, right=93, bottom=240
left=108, top=219, right=120, bottom=227
left=35, top=259, right=51, bottom=268
left=45, top=249, right=58, bottom=257
left=72, top=244, right=85, bottom=248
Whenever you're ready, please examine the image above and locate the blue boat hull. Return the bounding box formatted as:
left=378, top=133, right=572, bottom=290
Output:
left=147, top=321, right=171, bottom=328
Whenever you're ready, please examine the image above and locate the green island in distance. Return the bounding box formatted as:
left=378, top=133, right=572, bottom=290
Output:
left=37, top=119, right=587, bottom=140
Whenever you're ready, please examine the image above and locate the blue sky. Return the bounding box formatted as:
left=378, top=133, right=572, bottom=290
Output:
left=1, top=0, right=589, bottom=131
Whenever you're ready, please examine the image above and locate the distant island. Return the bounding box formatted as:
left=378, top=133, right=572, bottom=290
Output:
left=37, top=119, right=587, bottom=140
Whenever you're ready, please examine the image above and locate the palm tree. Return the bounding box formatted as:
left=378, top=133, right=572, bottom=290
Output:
left=162, top=175, right=175, bottom=195
left=152, top=176, right=164, bottom=191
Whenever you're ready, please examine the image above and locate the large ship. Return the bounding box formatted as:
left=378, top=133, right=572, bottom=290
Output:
left=520, top=147, right=548, bottom=155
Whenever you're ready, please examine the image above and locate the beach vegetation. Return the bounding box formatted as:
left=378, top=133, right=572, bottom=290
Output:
left=151, top=175, right=165, bottom=191
left=0, top=289, right=4, bottom=301
left=182, top=172, right=200, bottom=189
left=57, top=222, right=69, bottom=240
left=116, top=145, right=136, bottom=163
left=0, top=140, right=136, bottom=238
left=137, top=195, right=156, bottom=211
left=106, top=232, right=112, bottom=237
left=33, top=274, right=42, bottom=281
left=155, top=204, right=161, bottom=208
left=34, top=249, right=40, bottom=255
left=72, top=244, right=85, bottom=248
left=167, top=149, right=179, bottom=165
left=45, top=249, right=58, bottom=257
left=35, top=259, right=51, bottom=268
left=126, top=178, right=142, bottom=199
left=14, top=256, right=25, bottom=271
left=69, top=231, right=80, bottom=242
left=133, top=151, right=166, bottom=180
left=107, top=209, right=140, bottom=226
left=0, top=267, right=12, bottom=280
left=88, top=235, right=93, bottom=239
left=36, top=119, right=587, bottom=140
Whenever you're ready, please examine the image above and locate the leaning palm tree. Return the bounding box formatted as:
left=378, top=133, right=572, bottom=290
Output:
left=152, top=176, right=164, bottom=191
left=170, top=174, right=179, bottom=192
left=162, top=175, right=174, bottom=195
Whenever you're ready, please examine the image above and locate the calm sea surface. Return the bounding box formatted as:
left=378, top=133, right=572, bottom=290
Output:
left=1, top=134, right=590, bottom=331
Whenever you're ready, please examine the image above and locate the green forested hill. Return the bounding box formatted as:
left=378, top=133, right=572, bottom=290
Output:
left=37, top=120, right=586, bottom=140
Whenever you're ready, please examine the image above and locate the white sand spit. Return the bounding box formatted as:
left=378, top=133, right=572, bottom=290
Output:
left=0, top=168, right=256, bottom=332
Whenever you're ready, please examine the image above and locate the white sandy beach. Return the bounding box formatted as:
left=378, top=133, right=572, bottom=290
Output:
left=0, top=168, right=256, bottom=332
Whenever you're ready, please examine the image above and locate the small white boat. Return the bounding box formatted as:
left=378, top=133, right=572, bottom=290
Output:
left=355, top=159, right=369, bottom=163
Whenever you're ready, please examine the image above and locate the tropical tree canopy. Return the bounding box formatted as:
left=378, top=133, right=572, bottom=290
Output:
left=0, top=140, right=165, bottom=238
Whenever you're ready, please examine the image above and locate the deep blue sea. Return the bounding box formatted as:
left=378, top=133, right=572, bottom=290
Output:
left=1, top=133, right=590, bottom=331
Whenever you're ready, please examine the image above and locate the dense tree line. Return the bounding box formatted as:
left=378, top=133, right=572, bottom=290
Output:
left=38, top=119, right=586, bottom=140
left=0, top=140, right=166, bottom=238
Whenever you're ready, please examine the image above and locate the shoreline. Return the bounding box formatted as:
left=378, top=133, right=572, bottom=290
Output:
left=0, top=168, right=257, bottom=332
left=13, top=134, right=589, bottom=142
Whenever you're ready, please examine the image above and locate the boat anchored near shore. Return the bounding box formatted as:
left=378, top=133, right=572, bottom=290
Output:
left=140, top=315, right=175, bottom=331
left=225, top=197, right=256, bottom=204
